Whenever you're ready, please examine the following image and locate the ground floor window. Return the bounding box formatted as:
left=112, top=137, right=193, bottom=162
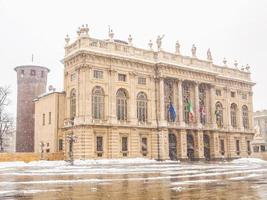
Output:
left=247, top=140, right=251, bottom=155
left=59, top=139, right=63, bottom=151
left=122, top=136, right=128, bottom=156
left=236, top=140, right=240, bottom=155
left=96, top=136, right=103, bottom=157
left=141, top=137, right=148, bottom=156
left=220, top=139, right=225, bottom=155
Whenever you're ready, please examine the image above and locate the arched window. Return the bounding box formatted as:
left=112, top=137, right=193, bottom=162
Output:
left=242, top=105, right=249, bottom=129
left=70, top=89, right=76, bottom=119
left=137, top=92, right=148, bottom=122
left=215, top=102, right=223, bottom=128
left=92, top=86, right=105, bottom=119
left=230, top=103, right=237, bottom=128
left=117, top=89, right=128, bottom=121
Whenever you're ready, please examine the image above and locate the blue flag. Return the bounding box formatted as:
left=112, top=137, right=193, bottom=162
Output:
left=169, top=103, right=176, bottom=122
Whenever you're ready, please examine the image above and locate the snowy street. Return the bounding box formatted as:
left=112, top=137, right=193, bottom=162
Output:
left=0, top=158, right=267, bottom=199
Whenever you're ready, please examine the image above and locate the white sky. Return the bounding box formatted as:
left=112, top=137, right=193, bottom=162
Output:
left=0, top=0, right=267, bottom=117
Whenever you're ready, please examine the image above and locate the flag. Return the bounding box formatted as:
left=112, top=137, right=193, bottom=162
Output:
left=168, top=102, right=176, bottom=122
left=186, top=100, right=194, bottom=122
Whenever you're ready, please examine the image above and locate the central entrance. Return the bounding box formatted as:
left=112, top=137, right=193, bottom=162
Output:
left=187, top=132, right=194, bottom=161
left=168, top=132, right=177, bottom=160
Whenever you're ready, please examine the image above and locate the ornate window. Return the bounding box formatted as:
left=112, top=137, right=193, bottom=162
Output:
left=215, top=102, right=223, bottom=128
left=92, top=86, right=105, bottom=120
left=164, top=80, right=174, bottom=122
left=137, top=92, right=147, bottom=122
left=141, top=137, right=148, bottom=152
left=70, top=89, right=76, bottom=119
left=242, top=105, right=249, bottom=129
left=230, top=103, right=237, bottom=128
left=183, top=82, right=192, bottom=124
left=116, top=89, right=128, bottom=121
left=199, top=85, right=207, bottom=125
left=93, top=70, right=103, bottom=79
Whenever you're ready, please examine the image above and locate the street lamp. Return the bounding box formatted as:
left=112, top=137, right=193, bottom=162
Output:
left=66, top=118, right=78, bottom=165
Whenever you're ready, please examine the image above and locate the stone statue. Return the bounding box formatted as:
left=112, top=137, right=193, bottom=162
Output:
left=191, top=44, right=197, bottom=57
left=234, top=60, right=238, bottom=68
left=175, top=40, right=180, bottom=54
left=128, top=34, right=133, bottom=46
left=207, top=48, right=212, bottom=60
left=254, top=125, right=261, bottom=137
left=65, top=34, right=70, bottom=44
left=245, top=64, right=250, bottom=72
left=223, top=58, right=227, bottom=65
left=156, top=35, right=164, bottom=50
left=148, top=40, right=153, bottom=50
left=108, top=27, right=114, bottom=41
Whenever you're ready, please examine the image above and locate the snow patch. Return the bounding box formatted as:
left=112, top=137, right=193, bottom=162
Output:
left=231, top=158, right=267, bottom=164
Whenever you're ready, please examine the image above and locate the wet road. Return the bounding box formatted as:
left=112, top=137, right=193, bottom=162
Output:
left=0, top=158, right=267, bottom=200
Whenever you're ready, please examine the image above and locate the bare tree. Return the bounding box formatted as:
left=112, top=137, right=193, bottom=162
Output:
left=0, top=86, right=13, bottom=152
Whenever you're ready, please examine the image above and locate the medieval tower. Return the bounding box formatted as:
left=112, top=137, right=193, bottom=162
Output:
left=15, top=65, right=49, bottom=152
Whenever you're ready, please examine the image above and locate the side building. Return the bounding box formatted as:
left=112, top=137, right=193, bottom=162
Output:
left=254, top=110, right=267, bottom=142
left=34, top=25, right=255, bottom=160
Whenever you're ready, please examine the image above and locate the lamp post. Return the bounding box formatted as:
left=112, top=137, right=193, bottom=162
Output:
left=66, top=119, right=78, bottom=165
left=40, top=142, right=44, bottom=160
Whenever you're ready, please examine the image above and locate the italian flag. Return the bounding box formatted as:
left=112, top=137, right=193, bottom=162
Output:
left=187, top=101, right=194, bottom=122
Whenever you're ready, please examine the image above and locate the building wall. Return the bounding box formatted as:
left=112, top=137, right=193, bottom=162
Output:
left=15, top=65, right=49, bottom=152
left=34, top=92, right=65, bottom=153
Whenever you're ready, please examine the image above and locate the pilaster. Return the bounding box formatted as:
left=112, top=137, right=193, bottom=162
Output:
left=178, top=79, right=185, bottom=126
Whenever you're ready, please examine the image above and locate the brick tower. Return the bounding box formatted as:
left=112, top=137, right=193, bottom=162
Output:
left=15, top=65, right=49, bottom=152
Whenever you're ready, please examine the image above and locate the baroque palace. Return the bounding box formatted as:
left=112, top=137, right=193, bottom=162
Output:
left=34, top=25, right=255, bottom=161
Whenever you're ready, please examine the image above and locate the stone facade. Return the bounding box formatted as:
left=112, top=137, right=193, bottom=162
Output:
left=15, top=65, right=49, bottom=152
left=34, top=26, right=255, bottom=160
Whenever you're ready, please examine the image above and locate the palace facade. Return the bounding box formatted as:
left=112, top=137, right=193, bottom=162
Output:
left=34, top=25, right=255, bottom=160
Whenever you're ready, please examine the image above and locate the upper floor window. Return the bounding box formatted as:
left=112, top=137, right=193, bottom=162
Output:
left=215, top=102, right=223, bottom=128
left=231, top=92, right=236, bottom=98
left=70, top=73, right=76, bottom=81
left=138, top=77, right=146, bottom=85
left=21, top=70, right=25, bottom=75
left=116, top=89, right=128, bottom=121
left=137, top=92, right=148, bottom=122
left=70, top=89, right=76, bottom=119
left=30, top=69, right=36, bottom=76
left=93, top=70, right=103, bottom=79
left=242, top=105, right=249, bottom=129
left=216, top=89, right=221, bottom=96
left=92, top=86, right=105, bottom=119
left=41, top=71, right=44, bottom=78
left=230, top=103, right=237, bottom=128
left=118, top=74, right=126, bottom=82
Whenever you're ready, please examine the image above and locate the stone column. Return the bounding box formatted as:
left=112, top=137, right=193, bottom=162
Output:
left=178, top=80, right=184, bottom=126
left=195, top=130, right=204, bottom=160
left=159, top=77, right=166, bottom=125
left=210, top=131, right=220, bottom=159
left=194, top=82, right=200, bottom=127
left=129, top=72, right=137, bottom=124
left=210, top=85, right=216, bottom=128
left=177, top=129, right=187, bottom=159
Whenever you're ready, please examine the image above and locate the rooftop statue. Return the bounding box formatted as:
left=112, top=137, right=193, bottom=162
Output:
left=175, top=40, right=180, bottom=54
left=207, top=48, right=212, bottom=60
left=156, top=35, right=164, bottom=50
left=191, top=44, right=197, bottom=57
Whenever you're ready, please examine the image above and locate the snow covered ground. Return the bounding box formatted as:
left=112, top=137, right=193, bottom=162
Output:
left=0, top=158, right=266, bottom=199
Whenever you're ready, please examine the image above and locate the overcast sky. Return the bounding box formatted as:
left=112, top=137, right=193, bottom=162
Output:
left=0, top=0, right=266, bottom=116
